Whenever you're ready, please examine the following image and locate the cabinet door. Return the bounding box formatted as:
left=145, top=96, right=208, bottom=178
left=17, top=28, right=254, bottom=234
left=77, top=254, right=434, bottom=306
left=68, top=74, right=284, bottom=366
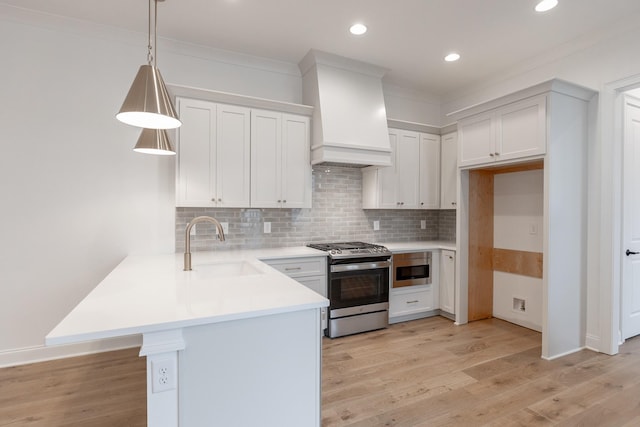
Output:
left=216, top=104, right=251, bottom=207
left=378, top=130, right=398, bottom=209
left=361, top=167, right=379, bottom=209
left=176, top=98, right=217, bottom=207
left=282, top=114, right=311, bottom=208
left=439, top=250, right=455, bottom=314
left=396, top=130, right=421, bottom=209
left=251, top=109, right=282, bottom=208
left=496, top=95, right=547, bottom=162
left=458, top=111, right=496, bottom=167
left=440, top=132, right=458, bottom=209
left=419, top=133, right=441, bottom=209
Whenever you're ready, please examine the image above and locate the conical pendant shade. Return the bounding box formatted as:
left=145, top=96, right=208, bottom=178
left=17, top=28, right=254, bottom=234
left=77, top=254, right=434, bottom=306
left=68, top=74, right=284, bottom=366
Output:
left=133, top=128, right=175, bottom=155
left=117, top=65, right=181, bottom=130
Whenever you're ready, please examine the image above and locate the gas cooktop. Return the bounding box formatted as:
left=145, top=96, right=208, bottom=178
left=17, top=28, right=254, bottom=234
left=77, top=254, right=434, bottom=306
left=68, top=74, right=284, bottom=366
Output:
left=306, top=241, right=391, bottom=259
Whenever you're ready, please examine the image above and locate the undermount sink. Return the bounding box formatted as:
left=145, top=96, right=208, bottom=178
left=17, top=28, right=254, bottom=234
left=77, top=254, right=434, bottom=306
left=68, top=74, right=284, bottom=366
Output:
left=187, top=260, right=266, bottom=279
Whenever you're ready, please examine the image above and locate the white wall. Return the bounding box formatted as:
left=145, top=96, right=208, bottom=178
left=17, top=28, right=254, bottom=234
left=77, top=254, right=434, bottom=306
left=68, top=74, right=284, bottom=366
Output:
left=493, top=170, right=544, bottom=332
left=383, top=83, right=442, bottom=126
left=0, top=6, right=302, bottom=365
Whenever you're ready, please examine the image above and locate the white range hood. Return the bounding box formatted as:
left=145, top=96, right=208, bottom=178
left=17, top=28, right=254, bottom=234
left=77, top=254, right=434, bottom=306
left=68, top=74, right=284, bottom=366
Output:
left=299, top=50, right=392, bottom=167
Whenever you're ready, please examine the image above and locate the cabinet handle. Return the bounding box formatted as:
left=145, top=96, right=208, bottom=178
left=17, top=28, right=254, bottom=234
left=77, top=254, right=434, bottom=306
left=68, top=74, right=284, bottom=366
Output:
left=211, top=198, right=215, bottom=202
left=451, top=202, right=456, bottom=206
left=218, top=198, right=222, bottom=202
left=285, top=267, right=302, bottom=271
left=494, top=152, right=500, bottom=156
left=489, top=153, right=495, bottom=157
left=626, top=249, right=639, bottom=256
left=400, top=202, right=405, bottom=206
left=448, top=255, right=454, bottom=260
left=420, top=202, right=424, bottom=206
left=406, top=300, right=419, bottom=304
left=283, top=200, right=287, bottom=203
left=277, top=200, right=281, bottom=203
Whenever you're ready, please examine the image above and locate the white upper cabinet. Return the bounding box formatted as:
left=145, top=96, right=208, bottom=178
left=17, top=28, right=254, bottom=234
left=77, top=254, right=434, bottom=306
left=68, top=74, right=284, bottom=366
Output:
left=362, top=128, right=440, bottom=210
left=281, top=114, right=312, bottom=208
left=378, top=130, right=398, bottom=209
left=419, top=133, right=441, bottom=209
left=440, top=132, right=458, bottom=209
left=458, top=94, right=546, bottom=167
left=216, top=104, right=251, bottom=207
left=176, top=96, right=311, bottom=209
left=176, top=98, right=250, bottom=208
left=251, top=110, right=311, bottom=208
left=395, top=130, right=421, bottom=209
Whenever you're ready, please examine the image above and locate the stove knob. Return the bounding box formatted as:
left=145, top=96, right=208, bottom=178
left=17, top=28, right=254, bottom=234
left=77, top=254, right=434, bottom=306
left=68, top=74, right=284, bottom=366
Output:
left=330, top=250, right=336, bottom=255
left=337, top=249, right=342, bottom=254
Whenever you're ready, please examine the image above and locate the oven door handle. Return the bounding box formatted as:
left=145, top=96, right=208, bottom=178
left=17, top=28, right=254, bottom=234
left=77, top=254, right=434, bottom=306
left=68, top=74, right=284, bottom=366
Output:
left=331, top=260, right=390, bottom=273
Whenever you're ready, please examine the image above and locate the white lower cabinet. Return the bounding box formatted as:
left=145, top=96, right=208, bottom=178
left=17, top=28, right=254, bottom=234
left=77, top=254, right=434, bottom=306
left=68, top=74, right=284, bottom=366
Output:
left=439, top=250, right=456, bottom=315
left=262, top=256, right=328, bottom=331
left=389, top=286, right=435, bottom=318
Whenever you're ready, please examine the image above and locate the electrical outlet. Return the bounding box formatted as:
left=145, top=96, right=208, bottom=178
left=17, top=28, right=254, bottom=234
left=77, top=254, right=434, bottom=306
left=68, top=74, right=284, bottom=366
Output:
left=420, top=220, right=426, bottom=229
left=264, top=222, right=271, bottom=234
left=373, top=220, right=380, bottom=231
left=220, top=222, right=229, bottom=235
left=151, top=358, right=176, bottom=393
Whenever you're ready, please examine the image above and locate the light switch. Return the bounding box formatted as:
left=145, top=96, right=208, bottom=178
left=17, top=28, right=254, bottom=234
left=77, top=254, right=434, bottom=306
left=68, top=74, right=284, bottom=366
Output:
left=220, top=222, right=229, bottom=235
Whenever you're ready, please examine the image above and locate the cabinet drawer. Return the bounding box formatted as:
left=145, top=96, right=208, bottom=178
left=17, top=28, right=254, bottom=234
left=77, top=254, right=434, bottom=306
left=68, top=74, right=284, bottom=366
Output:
left=390, top=288, right=433, bottom=317
left=262, top=257, right=326, bottom=278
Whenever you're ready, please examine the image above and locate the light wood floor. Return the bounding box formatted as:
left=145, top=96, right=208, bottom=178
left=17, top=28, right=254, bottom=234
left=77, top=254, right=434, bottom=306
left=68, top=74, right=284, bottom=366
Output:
left=322, top=317, right=640, bottom=426
left=0, top=347, right=146, bottom=426
left=1, top=317, right=640, bottom=426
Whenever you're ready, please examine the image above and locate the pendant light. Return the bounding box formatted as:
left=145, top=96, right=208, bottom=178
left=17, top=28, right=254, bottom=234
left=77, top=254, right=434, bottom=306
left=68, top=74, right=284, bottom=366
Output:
left=133, top=128, right=175, bottom=155
left=116, top=0, right=180, bottom=130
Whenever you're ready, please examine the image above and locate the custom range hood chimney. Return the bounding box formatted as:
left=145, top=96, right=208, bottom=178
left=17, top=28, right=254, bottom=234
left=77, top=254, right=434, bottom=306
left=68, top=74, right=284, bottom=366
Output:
left=299, top=50, right=392, bottom=167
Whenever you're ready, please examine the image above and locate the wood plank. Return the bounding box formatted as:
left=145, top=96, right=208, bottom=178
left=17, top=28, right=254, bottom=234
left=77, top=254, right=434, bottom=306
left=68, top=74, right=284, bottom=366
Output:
left=468, top=169, right=494, bottom=321
left=493, top=247, right=544, bottom=278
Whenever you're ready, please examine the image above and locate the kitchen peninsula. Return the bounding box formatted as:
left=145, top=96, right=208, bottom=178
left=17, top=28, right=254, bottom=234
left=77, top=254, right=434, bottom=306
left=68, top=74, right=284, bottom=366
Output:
left=46, top=248, right=329, bottom=427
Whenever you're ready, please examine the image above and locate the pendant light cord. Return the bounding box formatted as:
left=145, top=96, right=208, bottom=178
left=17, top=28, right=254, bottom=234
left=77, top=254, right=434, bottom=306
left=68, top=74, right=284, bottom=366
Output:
left=146, top=0, right=155, bottom=66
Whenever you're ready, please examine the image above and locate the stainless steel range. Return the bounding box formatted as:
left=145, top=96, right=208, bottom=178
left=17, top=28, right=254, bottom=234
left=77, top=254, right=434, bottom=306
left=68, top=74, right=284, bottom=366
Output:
left=307, top=241, right=392, bottom=338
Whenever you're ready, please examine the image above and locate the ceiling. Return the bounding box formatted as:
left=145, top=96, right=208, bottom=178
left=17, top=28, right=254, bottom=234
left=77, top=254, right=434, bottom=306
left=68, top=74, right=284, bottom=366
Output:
left=4, top=0, right=640, bottom=96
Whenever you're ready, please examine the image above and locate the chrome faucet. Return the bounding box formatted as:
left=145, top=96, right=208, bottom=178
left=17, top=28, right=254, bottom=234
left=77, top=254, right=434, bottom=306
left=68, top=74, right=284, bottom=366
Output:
left=184, top=216, right=226, bottom=271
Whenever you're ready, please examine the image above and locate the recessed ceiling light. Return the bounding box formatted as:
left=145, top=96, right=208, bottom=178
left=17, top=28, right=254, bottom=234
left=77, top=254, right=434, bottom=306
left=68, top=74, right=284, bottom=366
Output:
left=535, top=0, right=558, bottom=12
left=444, top=53, right=461, bottom=62
left=349, top=23, right=367, bottom=36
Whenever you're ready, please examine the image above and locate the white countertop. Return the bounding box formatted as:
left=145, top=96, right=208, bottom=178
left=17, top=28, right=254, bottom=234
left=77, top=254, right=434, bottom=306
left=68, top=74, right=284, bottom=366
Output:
left=379, top=240, right=456, bottom=253
left=46, top=247, right=329, bottom=346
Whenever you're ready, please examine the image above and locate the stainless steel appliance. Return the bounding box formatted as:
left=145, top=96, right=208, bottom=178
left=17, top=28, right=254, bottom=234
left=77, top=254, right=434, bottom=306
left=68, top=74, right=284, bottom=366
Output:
left=392, top=252, right=432, bottom=288
left=306, top=242, right=391, bottom=338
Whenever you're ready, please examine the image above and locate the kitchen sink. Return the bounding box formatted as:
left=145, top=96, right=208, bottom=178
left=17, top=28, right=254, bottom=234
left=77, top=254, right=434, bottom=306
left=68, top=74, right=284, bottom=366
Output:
left=187, top=260, right=266, bottom=279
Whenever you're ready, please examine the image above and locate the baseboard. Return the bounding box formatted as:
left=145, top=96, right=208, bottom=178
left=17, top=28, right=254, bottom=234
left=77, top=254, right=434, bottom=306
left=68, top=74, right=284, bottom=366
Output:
left=388, top=310, right=439, bottom=324
left=493, top=314, right=542, bottom=333
left=585, top=333, right=601, bottom=352
left=0, top=335, right=142, bottom=368
left=541, top=345, right=586, bottom=361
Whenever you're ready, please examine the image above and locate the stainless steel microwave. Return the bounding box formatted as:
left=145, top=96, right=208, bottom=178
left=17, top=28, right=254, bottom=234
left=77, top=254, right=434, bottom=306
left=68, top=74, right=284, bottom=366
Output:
left=392, top=251, right=432, bottom=288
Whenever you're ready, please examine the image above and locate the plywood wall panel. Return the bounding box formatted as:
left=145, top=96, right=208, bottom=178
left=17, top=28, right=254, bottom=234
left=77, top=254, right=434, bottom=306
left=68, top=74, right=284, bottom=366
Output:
left=468, top=170, right=494, bottom=321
